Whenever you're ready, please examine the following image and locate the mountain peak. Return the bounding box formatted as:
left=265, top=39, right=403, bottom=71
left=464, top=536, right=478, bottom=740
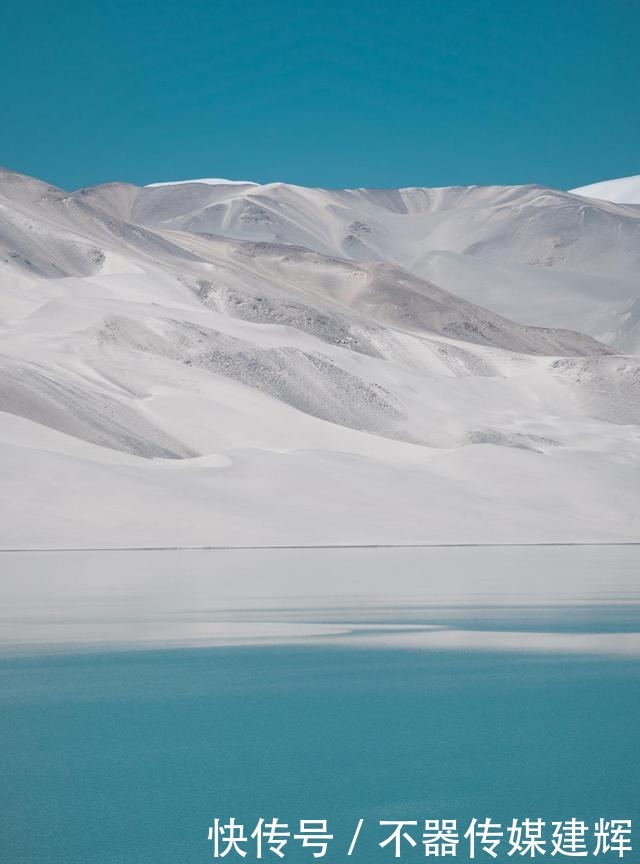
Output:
left=569, top=174, right=640, bottom=205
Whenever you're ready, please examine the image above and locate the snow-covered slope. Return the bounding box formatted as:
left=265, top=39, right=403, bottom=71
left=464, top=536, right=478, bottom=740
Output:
left=1, top=167, right=639, bottom=546
left=570, top=174, right=640, bottom=205
left=146, top=178, right=258, bottom=188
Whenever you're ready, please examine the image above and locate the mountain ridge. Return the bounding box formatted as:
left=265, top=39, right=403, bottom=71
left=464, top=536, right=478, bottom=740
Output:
left=1, top=167, right=639, bottom=546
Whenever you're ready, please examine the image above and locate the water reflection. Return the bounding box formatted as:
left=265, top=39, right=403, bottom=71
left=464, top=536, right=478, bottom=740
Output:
left=2, top=546, right=639, bottom=653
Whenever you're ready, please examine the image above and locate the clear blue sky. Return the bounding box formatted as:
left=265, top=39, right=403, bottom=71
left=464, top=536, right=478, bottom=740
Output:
left=1, top=0, right=638, bottom=191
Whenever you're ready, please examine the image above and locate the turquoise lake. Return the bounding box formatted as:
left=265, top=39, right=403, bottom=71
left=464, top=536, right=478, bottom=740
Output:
left=1, top=546, right=639, bottom=863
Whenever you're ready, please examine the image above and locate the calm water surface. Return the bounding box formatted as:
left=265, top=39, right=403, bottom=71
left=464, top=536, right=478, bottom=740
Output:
left=1, top=546, right=639, bottom=863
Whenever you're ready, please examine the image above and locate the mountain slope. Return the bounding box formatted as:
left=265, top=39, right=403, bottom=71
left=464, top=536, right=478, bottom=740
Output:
left=74, top=176, right=640, bottom=351
left=0, top=167, right=639, bottom=546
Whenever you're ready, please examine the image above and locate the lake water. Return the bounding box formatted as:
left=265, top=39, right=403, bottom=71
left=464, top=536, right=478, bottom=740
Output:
left=1, top=546, right=639, bottom=863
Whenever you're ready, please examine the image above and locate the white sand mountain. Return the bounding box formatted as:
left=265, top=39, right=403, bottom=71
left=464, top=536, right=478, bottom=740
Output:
left=1, top=168, right=639, bottom=546
left=77, top=176, right=640, bottom=351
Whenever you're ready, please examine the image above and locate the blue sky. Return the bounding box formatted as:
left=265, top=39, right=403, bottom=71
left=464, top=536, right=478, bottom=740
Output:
left=1, top=0, right=638, bottom=190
